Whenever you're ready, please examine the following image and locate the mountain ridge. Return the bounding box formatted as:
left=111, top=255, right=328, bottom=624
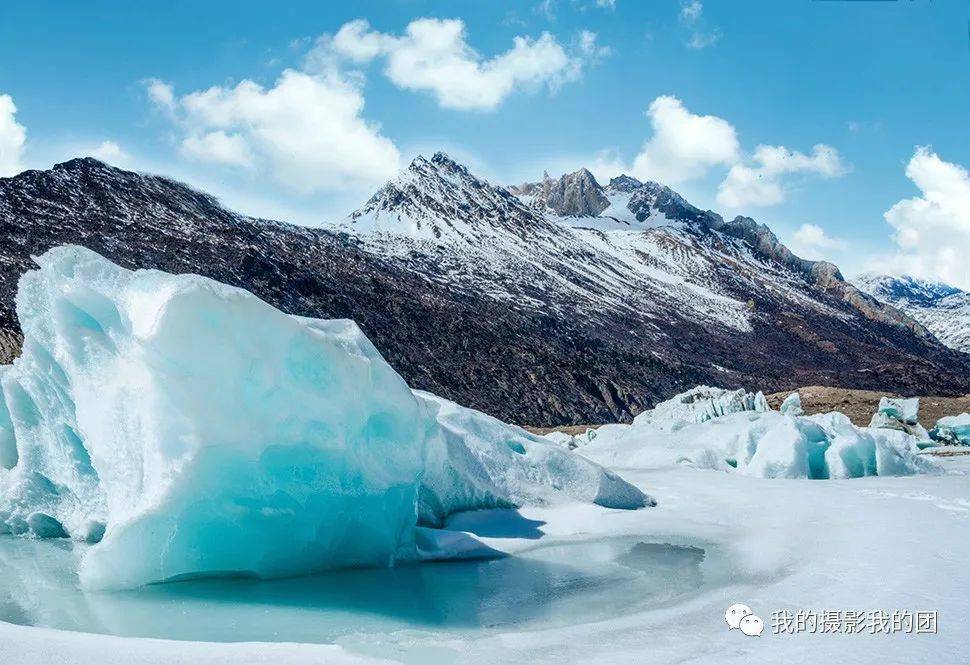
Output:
left=1, top=155, right=968, bottom=426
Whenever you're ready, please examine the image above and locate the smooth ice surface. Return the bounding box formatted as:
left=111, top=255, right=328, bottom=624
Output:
left=581, top=389, right=938, bottom=479
left=0, top=246, right=645, bottom=589
left=5, top=455, right=970, bottom=664
left=0, top=532, right=712, bottom=644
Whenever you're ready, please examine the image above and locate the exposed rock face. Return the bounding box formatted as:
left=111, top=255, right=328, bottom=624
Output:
left=512, top=168, right=609, bottom=217
left=625, top=180, right=722, bottom=226
left=2, top=156, right=969, bottom=427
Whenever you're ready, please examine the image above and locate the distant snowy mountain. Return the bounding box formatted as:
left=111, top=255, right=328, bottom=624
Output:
left=2, top=156, right=969, bottom=425
left=854, top=274, right=970, bottom=353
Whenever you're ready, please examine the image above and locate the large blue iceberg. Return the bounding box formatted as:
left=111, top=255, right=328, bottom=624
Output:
left=0, top=246, right=648, bottom=589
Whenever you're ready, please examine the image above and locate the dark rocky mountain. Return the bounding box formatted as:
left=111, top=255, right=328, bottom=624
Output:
left=1, top=156, right=968, bottom=427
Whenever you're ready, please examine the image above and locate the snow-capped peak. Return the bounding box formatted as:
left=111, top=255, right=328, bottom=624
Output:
left=605, top=174, right=644, bottom=193
left=345, top=152, right=549, bottom=243
left=855, top=273, right=963, bottom=305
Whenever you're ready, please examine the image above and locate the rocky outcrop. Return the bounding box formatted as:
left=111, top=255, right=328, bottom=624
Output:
left=606, top=174, right=644, bottom=193
left=625, top=180, right=722, bottom=226
left=0, top=329, right=20, bottom=365
left=512, top=168, right=609, bottom=217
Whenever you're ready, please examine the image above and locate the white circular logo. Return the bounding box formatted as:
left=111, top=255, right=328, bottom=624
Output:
left=725, top=603, right=753, bottom=629
left=739, top=614, right=765, bottom=637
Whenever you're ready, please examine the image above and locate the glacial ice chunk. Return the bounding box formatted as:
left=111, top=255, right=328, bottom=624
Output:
left=541, top=427, right=597, bottom=450
left=869, top=396, right=928, bottom=439
left=930, top=414, right=970, bottom=446
left=631, top=386, right=769, bottom=432
left=582, top=398, right=938, bottom=479
left=873, top=397, right=920, bottom=425
left=0, top=245, right=647, bottom=589
left=1, top=246, right=429, bottom=589
left=779, top=392, right=804, bottom=416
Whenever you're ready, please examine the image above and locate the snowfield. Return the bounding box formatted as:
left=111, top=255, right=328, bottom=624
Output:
left=0, top=248, right=966, bottom=663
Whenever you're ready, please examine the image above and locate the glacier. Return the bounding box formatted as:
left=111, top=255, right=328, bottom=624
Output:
left=0, top=246, right=647, bottom=589
left=581, top=387, right=938, bottom=479
left=417, top=391, right=651, bottom=527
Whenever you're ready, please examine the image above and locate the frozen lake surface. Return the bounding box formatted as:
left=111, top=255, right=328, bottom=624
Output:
left=3, top=459, right=969, bottom=663
left=0, top=528, right=720, bottom=644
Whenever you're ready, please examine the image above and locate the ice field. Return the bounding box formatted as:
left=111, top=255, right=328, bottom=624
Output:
left=0, top=247, right=966, bottom=664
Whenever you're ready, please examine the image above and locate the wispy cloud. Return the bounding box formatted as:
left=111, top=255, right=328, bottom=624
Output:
left=679, top=1, right=720, bottom=50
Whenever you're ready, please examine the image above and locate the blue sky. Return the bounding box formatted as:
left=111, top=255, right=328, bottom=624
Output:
left=1, top=0, right=967, bottom=284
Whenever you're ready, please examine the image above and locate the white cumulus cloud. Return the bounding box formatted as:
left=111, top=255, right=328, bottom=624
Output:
left=630, top=95, right=740, bottom=185
left=180, top=131, right=254, bottom=168
left=146, top=69, right=400, bottom=193
left=883, top=147, right=970, bottom=290
left=321, top=18, right=600, bottom=112
left=791, top=222, right=847, bottom=260
left=592, top=96, right=846, bottom=209
left=0, top=94, right=27, bottom=177
left=89, top=140, right=128, bottom=165
left=717, top=144, right=847, bottom=208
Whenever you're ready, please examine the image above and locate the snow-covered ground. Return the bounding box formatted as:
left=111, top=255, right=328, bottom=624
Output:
left=436, top=457, right=970, bottom=664
left=2, top=454, right=968, bottom=664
